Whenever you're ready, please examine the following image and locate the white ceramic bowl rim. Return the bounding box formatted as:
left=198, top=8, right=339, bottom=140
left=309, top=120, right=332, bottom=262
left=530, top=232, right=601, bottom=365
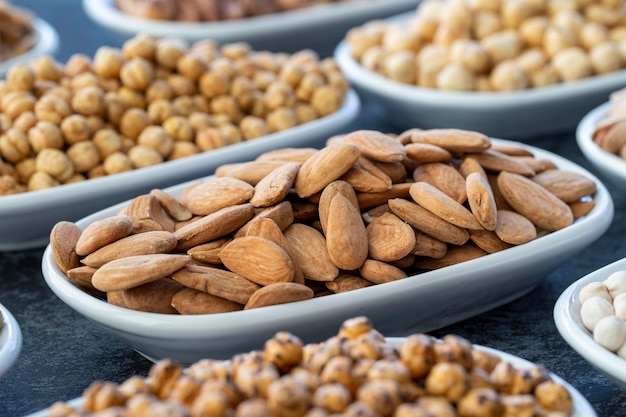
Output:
left=42, top=138, right=614, bottom=339
left=0, top=303, right=22, bottom=378
left=0, top=17, right=59, bottom=75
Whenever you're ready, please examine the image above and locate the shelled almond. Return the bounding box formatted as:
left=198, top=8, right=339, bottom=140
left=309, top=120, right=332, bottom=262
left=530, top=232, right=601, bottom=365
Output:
left=592, top=87, right=626, bottom=160
left=50, top=127, right=598, bottom=315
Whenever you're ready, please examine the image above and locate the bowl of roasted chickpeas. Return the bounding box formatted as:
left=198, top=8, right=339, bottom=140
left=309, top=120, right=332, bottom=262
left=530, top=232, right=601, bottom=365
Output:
left=576, top=89, right=626, bottom=192
left=335, top=0, right=626, bottom=139
left=0, top=33, right=360, bottom=251
left=0, top=2, right=59, bottom=77
left=554, top=257, right=626, bottom=391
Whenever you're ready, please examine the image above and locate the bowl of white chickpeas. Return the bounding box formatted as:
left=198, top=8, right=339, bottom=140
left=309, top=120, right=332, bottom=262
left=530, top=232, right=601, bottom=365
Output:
left=554, top=257, right=626, bottom=391
left=334, top=0, right=626, bottom=139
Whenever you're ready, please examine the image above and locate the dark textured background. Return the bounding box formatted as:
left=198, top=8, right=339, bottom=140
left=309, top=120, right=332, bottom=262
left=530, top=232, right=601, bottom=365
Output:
left=1, top=1, right=626, bottom=416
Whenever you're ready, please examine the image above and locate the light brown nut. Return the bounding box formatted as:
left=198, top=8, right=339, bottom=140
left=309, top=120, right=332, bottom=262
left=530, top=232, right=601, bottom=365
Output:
left=467, top=149, right=535, bottom=176
left=107, top=290, right=126, bottom=308
left=340, top=156, right=393, bottom=193
left=388, top=198, right=470, bottom=246
left=294, top=143, right=361, bottom=198
left=174, top=203, right=255, bottom=251
left=359, top=259, right=408, bottom=284
left=487, top=174, right=513, bottom=211
left=119, top=194, right=175, bottom=233
left=411, top=231, right=448, bottom=259
left=150, top=188, right=192, bottom=221
left=50, top=221, right=82, bottom=273
left=412, top=163, right=467, bottom=204
left=494, top=210, right=537, bottom=245
left=469, top=230, right=512, bottom=254
left=318, top=180, right=359, bottom=235
left=81, top=231, right=178, bottom=268
left=569, top=200, right=596, bottom=220
left=372, top=161, right=408, bottom=184
left=531, top=169, right=597, bottom=203
left=66, top=265, right=99, bottom=290
left=497, top=171, right=573, bottom=231
left=91, top=254, right=192, bottom=292
left=466, top=172, right=497, bottom=231
left=343, top=130, right=407, bottom=163
left=366, top=212, right=416, bottom=262
left=121, top=278, right=185, bottom=314
left=325, top=193, right=369, bottom=271
left=244, top=282, right=314, bottom=310
left=408, top=129, right=491, bottom=153
left=409, top=182, right=483, bottom=230
left=512, top=156, right=553, bottom=174
left=215, top=161, right=292, bottom=186
left=171, top=288, right=243, bottom=315
left=284, top=223, right=339, bottom=282
left=180, top=177, right=254, bottom=216
left=187, top=237, right=232, bottom=265
left=405, top=143, right=453, bottom=163
left=75, top=215, right=133, bottom=256
left=255, top=147, right=318, bottom=163
left=488, top=143, right=534, bottom=157
left=458, top=157, right=487, bottom=179
left=219, top=236, right=295, bottom=286
left=250, top=162, right=300, bottom=208
left=235, top=201, right=294, bottom=237
left=356, top=182, right=412, bottom=211
left=172, top=264, right=260, bottom=304
left=412, top=245, right=488, bottom=270
left=326, top=273, right=374, bottom=293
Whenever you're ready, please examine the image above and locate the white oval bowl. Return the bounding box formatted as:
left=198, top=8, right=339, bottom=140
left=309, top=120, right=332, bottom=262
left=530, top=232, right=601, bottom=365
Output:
left=0, top=89, right=359, bottom=251
left=82, top=0, right=420, bottom=52
left=0, top=17, right=60, bottom=77
left=554, top=257, right=626, bottom=391
left=0, top=303, right=22, bottom=379
left=42, top=138, right=613, bottom=365
left=24, top=337, right=597, bottom=417
left=576, top=102, right=626, bottom=192
left=333, top=12, right=626, bottom=140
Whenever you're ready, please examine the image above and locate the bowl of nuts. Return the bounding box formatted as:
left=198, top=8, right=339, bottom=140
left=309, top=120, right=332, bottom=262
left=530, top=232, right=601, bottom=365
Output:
left=83, top=0, right=420, bottom=54
left=576, top=91, right=626, bottom=192
left=0, top=33, right=360, bottom=251
left=0, top=302, right=22, bottom=379
left=42, top=127, right=613, bottom=365
left=554, top=257, right=626, bottom=391
left=24, top=317, right=597, bottom=417
left=335, top=0, right=626, bottom=139
left=0, top=2, right=59, bottom=77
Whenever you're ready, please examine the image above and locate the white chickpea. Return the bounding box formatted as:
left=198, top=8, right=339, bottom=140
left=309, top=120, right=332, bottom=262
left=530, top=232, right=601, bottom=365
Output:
left=543, top=26, right=579, bottom=58
left=361, top=46, right=385, bottom=73
left=346, top=28, right=380, bottom=61
left=580, top=22, right=611, bottom=50
left=610, top=27, right=626, bottom=42
left=603, top=271, right=626, bottom=299
left=547, top=0, right=578, bottom=15
left=581, top=296, right=615, bottom=331
left=519, top=16, right=550, bottom=47
left=517, top=48, right=548, bottom=74
left=418, top=44, right=450, bottom=69
left=502, top=0, right=537, bottom=29
left=490, top=60, right=530, bottom=91
left=439, top=0, right=473, bottom=31
left=614, top=297, right=626, bottom=322
left=551, top=47, right=593, bottom=81
left=418, top=63, right=442, bottom=88
left=579, top=281, right=612, bottom=304
left=593, top=316, right=626, bottom=352
left=416, top=0, right=445, bottom=20
left=436, top=63, right=475, bottom=91
left=481, top=30, right=523, bottom=64
left=382, top=25, right=421, bottom=53
left=383, top=51, right=417, bottom=84
left=473, top=11, right=503, bottom=40
left=585, top=4, right=621, bottom=28
left=590, top=41, right=623, bottom=74
left=411, top=17, right=439, bottom=42
left=467, top=0, right=500, bottom=13
left=551, top=10, right=585, bottom=35
left=617, top=39, right=626, bottom=63
left=449, top=40, right=491, bottom=74
left=433, top=24, right=471, bottom=45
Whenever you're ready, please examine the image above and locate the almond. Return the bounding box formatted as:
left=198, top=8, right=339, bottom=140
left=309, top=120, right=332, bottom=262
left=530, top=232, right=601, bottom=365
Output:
left=92, top=254, right=191, bottom=292
left=366, top=212, right=416, bottom=262
left=413, top=163, right=467, bottom=204
left=343, top=130, right=407, bottom=163
left=150, top=188, right=192, bottom=221
left=236, top=201, right=295, bottom=237
left=171, top=288, right=243, bottom=315
left=121, top=278, right=184, bottom=314
left=359, top=259, right=407, bottom=284
left=409, top=182, right=483, bottom=230
left=497, top=171, right=573, bottom=231
left=340, top=156, right=393, bottom=193
left=250, top=162, right=300, bottom=208
left=294, top=142, right=360, bottom=198
left=466, top=172, right=497, bottom=231
left=284, top=223, right=339, bottom=282
left=413, top=245, right=488, bottom=269
left=81, top=231, right=178, bottom=268
left=214, top=160, right=289, bottom=185
left=75, top=215, right=133, bottom=256
left=494, top=210, right=537, bottom=245
left=469, top=230, right=512, bottom=254
left=569, top=200, right=596, bottom=220
left=50, top=221, right=82, bottom=273
left=372, top=161, right=408, bottom=183
left=219, top=236, right=295, bottom=286
left=356, top=182, right=412, bottom=211
left=172, top=264, right=260, bottom=304
left=244, top=282, right=314, bottom=310
left=458, top=157, right=487, bottom=179
left=326, top=273, right=373, bottom=293
left=325, top=193, right=369, bottom=271
left=408, top=128, right=491, bottom=153
left=318, top=180, right=358, bottom=235
left=187, top=237, right=232, bottom=265
left=66, top=265, right=98, bottom=291
left=467, top=149, right=535, bottom=176
left=181, top=177, right=254, bottom=216
left=411, top=231, right=448, bottom=259
left=531, top=169, right=597, bottom=203
left=119, top=194, right=174, bottom=233
left=405, top=142, right=453, bottom=163
left=255, top=147, right=318, bottom=163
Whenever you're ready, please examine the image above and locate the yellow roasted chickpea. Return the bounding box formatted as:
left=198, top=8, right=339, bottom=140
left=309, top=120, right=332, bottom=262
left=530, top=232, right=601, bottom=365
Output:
left=71, top=85, right=106, bottom=117
left=6, top=64, right=35, bottom=92
left=551, top=47, right=593, bottom=81
left=29, top=55, right=64, bottom=82
left=211, top=95, right=242, bottom=124
left=28, top=121, right=64, bottom=153
left=167, top=73, right=197, bottom=96
left=436, top=63, right=476, bottom=91
left=176, top=52, right=208, bottom=81
left=122, top=33, right=158, bottom=61
left=103, top=151, right=133, bottom=175
left=93, top=46, right=124, bottom=79
left=0, top=128, right=31, bottom=163
left=92, top=128, right=123, bottom=158
left=1, top=91, right=36, bottom=119
left=119, top=108, right=152, bottom=140
left=137, top=126, right=174, bottom=157
left=28, top=171, right=59, bottom=191
left=12, top=110, right=36, bottom=132
left=199, top=71, right=231, bottom=99
left=34, top=94, right=72, bottom=125
left=449, top=40, right=491, bottom=74
left=128, top=145, right=163, bottom=169
left=146, top=79, right=174, bottom=103
left=425, top=362, right=470, bottom=402
left=589, top=41, right=623, bottom=73
left=64, top=53, right=93, bottom=77
left=264, top=81, right=296, bottom=111
left=162, top=115, right=194, bottom=142
left=35, top=148, right=74, bottom=182
left=15, top=157, right=36, bottom=184
left=534, top=380, right=573, bottom=414
left=147, top=99, right=178, bottom=125
left=267, top=107, right=298, bottom=133
left=294, top=103, right=318, bottom=125
left=120, top=57, right=154, bottom=91
left=168, top=141, right=198, bottom=160
left=60, top=114, right=92, bottom=145
left=490, top=60, right=530, bottom=91
left=240, top=115, right=269, bottom=140
left=66, top=141, right=101, bottom=173
left=311, top=85, right=344, bottom=117
left=155, top=38, right=187, bottom=69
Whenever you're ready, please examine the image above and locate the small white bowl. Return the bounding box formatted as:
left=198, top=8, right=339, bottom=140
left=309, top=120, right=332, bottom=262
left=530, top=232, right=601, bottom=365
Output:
left=82, top=0, right=420, bottom=52
left=24, top=337, right=597, bottom=417
left=0, top=303, right=22, bottom=379
left=42, top=138, right=613, bottom=365
left=0, top=90, right=359, bottom=251
left=334, top=13, right=626, bottom=139
left=0, top=17, right=60, bottom=77
left=576, top=102, right=626, bottom=192
left=554, top=257, right=626, bottom=391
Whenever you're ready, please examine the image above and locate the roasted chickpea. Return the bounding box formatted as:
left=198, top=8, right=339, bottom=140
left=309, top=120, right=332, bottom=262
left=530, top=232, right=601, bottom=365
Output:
left=60, top=114, right=92, bottom=145
left=424, top=362, right=470, bottom=402
left=436, top=63, right=476, bottom=91
left=267, top=107, right=298, bottom=133
left=168, top=141, right=198, bottom=160
left=199, top=71, right=231, bottom=99
left=1, top=91, right=36, bottom=119
left=103, top=151, right=133, bottom=175
left=137, top=125, right=174, bottom=157
left=119, top=108, right=152, bottom=140
left=0, top=128, right=31, bottom=163
left=12, top=110, right=36, bottom=132
left=490, top=60, right=530, bottom=91
left=551, top=47, right=593, bottom=81
left=122, top=33, right=158, bottom=61
left=534, top=380, right=573, bottom=414
left=6, top=64, right=35, bottom=92
left=457, top=388, right=503, bottom=417
left=35, top=148, right=74, bottom=182
left=71, top=85, right=106, bottom=117
left=29, top=55, right=64, bottom=82
left=155, top=38, right=187, bottom=69
left=64, top=53, right=93, bottom=77
left=28, top=121, right=64, bottom=153
left=27, top=170, right=59, bottom=190
left=120, top=57, right=154, bottom=91
left=590, top=41, right=623, bottom=73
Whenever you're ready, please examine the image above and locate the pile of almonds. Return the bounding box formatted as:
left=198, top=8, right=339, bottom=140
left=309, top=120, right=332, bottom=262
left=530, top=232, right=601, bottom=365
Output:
left=115, top=0, right=349, bottom=22
left=347, top=0, right=626, bottom=91
left=592, top=87, right=626, bottom=160
left=0, top=0, right=36, bottom=62
left=0, top=33, right=348, bottom=195
left=50, top=127, right=598, bottom=315
left=45, top=316, right=575, bottom=416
